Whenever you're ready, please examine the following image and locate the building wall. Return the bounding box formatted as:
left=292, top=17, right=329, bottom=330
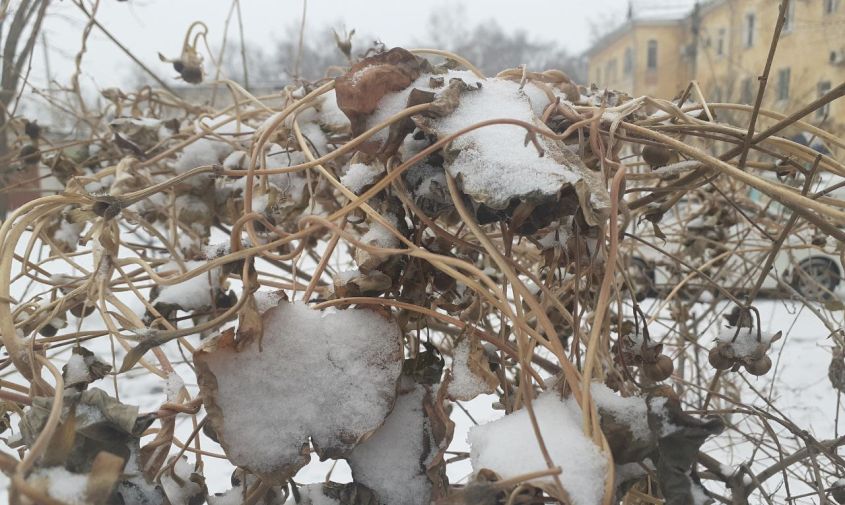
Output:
left=586, top=0, right=845, bottom=134
left=587, top=20, right=693, bottom=100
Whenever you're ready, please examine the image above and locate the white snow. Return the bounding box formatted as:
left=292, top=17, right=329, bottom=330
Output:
left=208, top=488, right=247, bottom=505
left=284, top=484, right=341, bottom=505
left=646, top=397, right=678, bottom=438
left=590, top=382, right=650, bottom=441
left=537, top=219, right=572, bottom=250
left=198, top=302, right=403, bottom=474
left=222, top=150, right=246, bottom=170
left=160, top=457, right=203, bottom=505
left=348, top=384, right=431, bottom=505
left=30, top=467, right=89, bottom=504
left=468, top=392, right=608, bottom=505
left=318, top=89, right=351, bottom=130
left=365, top=69, right=479, bottom=144
left=64, top=353, right=90, bottom=386
left=435, top=77, right=581, bottom=209
left=360, top=214, right=400, bottom=249
left=298, top=120, right=330, bottom=156
left=449, top=339, right=494, bottom=401
left=154, top=261, right=223, bottom=310
left=716, top=326, right=778, bottom=359
left=174, top=138, right=233, bottom=174
left=52, top=218, right=84, bottom=249
left=340, top=163, right=382, bottom=193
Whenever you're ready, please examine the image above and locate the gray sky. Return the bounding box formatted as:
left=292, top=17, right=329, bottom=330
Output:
left=30, top=0, right=696, bottom=93
left=35, top=0, right=624, bottom=90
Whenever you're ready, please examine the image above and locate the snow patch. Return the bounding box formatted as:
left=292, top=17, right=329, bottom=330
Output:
left=198, top=302, right=402, bottom=474
left=468, top=392, right=608, bottom=505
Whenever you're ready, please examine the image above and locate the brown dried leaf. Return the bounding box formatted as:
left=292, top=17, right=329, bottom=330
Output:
left=335, top=47, right=427, bottom=136
left=647, top=390, right=723, bottom=505
left=380, top=87, right=435, bottom=158
left=424, top=378, right=455, bottom=501
left=235, top=291, right=263, bottom=350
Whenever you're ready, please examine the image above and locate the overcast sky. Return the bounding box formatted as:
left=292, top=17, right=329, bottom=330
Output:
left=30, top=0, right=696, bottom=92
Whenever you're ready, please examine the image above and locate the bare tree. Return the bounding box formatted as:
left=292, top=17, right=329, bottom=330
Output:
left=423, top=7, right=585, bottom=81
left=0, top=0, right=50, bottom=220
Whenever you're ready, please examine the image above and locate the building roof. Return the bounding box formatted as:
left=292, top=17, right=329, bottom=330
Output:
left=583, top=1, right=698, bottom=58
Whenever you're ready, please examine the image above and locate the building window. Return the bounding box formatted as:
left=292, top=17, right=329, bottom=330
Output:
left=818, top=81, right=832, bottom=117
left=740, top=77, right=754, bottom=104
left=717, top=28, right=726, bottom=56
left=783, top=1, right=796, bottom=32
left=777, top=67, right=790, bottom=101
left=825, top=0, right=838, bottom=14
left=647, top=40, right=658, bottom=70
left=744, top=13, right=755, bottom=47
left=624, top=47, right=633, bottom=75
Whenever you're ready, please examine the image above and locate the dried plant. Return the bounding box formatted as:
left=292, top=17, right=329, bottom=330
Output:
left=1, top=2, right=845, bottom=505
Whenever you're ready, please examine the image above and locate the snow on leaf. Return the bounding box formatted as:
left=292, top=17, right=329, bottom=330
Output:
left=160, top=456, right=206, bottom=505
left=435, top=77, right=608, bottom=216
left=341, top=162, right=382, bottom=194
left=468, top=392, right=608, bottom=505
left=28, top=467, right=90, bottom=505
left=349, top=381, right=431, bottom=505
left=152, top=261, right=225, bottom=312
left=448, top=338, right=497, bottom=401
left=195, top=302, right=403, bottom=480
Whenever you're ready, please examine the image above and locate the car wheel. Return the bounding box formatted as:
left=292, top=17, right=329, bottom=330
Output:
left=623, top=257, right=656, bottom=301
left=792, top=257, right=841, bottom=301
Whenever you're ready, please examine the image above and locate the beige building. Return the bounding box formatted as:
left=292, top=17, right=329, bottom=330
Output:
left=585, top=0, right=845, bottom=135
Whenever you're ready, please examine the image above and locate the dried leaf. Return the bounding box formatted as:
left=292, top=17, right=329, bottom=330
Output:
left=19, top=388, right=153, bottom=473
left=647, top=391, right=723, bottom=505
left=335, top=47, right=427, bottom=136
left=235, top=291, right=263, bottom=350
left=380, top=87, right=435, bottom=157
left=194, top=303, right=403, bottom=481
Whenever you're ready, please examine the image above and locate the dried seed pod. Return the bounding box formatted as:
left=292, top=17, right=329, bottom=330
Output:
left=643, top=354, right=674, bottom=381
left=708, top=345, right=733, bottom=370
left=332, top=28, right=355, bottom=60
left=831, top=482, right=845, bottom=504
left=19, top=144, right=41, bottom=168
left=69, top=301, right=96, bottom=318
left=38, top=312, right=67, bottom=337
left=24, top=120, right=41, bottom=140
left=744, top=356, right=772, bottom=376
left=642, top=145, right=677, bottom=169
left=172, top=57, right=203, bottom=84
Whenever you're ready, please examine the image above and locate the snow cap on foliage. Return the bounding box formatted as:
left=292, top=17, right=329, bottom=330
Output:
left=349, top=383, right=432, bottom=505
left=195, top=302, right=404, bottom=478
left=468, top=392, right=608, bottom=505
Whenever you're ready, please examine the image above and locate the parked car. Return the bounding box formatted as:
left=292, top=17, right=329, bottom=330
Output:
left=622, top=196, right=843, bottom=301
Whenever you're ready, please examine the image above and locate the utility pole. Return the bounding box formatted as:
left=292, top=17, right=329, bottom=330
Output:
left=690, top=1, right=701, bottom=81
